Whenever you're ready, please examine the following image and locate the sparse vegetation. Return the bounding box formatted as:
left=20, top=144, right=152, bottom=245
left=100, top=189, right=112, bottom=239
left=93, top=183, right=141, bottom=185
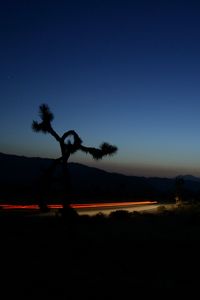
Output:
left=1, top=202, right=200, bottom=297
left=156, top=205, right=167, bottom=213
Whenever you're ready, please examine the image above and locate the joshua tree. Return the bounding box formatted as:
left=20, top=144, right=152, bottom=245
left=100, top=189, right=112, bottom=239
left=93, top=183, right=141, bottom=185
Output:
left=32, top=104, right=118, bottom=213
left=175, top=176, right=184, bottom=205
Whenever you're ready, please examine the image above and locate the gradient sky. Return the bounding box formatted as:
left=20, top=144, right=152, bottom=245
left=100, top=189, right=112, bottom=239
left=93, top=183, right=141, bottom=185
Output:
left=1, top=0, right=200, bottom=178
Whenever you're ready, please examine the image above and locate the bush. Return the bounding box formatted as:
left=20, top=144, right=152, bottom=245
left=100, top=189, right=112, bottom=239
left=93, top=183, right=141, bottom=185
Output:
left=157, top=205, right=167, bottom=213
left=109, top=209, right=131, bottom=220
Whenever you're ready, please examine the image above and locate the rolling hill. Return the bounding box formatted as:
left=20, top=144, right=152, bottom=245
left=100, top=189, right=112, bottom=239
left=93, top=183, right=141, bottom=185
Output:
left=1, top=152, right=200, bottom=204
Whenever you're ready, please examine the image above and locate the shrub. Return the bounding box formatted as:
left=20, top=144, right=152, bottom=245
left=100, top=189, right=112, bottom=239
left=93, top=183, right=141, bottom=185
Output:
left=157, top=205, right=167, bottom=213
left=109, top=209, right=131, bottom=220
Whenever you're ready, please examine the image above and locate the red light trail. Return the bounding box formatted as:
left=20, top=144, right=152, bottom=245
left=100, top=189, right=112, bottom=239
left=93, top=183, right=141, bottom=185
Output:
left=0, top=201, right=157, bottom=211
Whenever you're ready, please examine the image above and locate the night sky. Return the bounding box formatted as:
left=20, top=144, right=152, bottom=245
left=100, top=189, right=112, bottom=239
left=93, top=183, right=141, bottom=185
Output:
left=1, top=0, right=200, bottom=177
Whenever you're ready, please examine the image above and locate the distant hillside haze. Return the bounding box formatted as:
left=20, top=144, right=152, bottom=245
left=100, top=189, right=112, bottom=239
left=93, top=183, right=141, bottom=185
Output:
left=176, top=174, right=200, bottom=182
left=1, top=152, right=200, bottom=203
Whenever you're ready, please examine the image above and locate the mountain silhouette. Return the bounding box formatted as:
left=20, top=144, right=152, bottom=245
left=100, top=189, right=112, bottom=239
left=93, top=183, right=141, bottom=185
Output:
left=1, top=152, right=200, bottom=204
left=176, top=174, right=200, bottom=182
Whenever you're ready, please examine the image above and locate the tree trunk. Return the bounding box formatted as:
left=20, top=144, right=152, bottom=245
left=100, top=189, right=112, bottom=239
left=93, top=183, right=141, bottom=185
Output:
left=61, top=161, right=78, bottom=220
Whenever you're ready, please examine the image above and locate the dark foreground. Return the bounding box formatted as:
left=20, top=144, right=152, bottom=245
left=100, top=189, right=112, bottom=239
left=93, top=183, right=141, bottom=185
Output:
left=1, top=206, right=200, bottom=298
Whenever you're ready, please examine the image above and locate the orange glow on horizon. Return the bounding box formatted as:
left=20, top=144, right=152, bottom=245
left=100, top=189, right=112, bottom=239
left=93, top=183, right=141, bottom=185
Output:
left=0, top=201, right=157, bottom=210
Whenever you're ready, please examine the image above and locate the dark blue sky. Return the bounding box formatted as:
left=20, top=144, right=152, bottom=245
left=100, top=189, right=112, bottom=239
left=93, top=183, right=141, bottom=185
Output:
left=1, top=0, right=200, bottom=177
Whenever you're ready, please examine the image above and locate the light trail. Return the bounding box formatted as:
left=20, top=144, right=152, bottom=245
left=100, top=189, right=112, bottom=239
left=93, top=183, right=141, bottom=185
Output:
left=0, top=204, right=40, bottom=210
left=0, top=201, right=157, bottom=211
left=72, top=201, right=157, bottom=209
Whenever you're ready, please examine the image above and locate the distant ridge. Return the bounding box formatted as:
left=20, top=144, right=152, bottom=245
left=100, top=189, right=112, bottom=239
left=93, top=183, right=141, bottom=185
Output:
left=1, top=152, right=200, bottom=203
left=176, top=174, right=200, bottom=182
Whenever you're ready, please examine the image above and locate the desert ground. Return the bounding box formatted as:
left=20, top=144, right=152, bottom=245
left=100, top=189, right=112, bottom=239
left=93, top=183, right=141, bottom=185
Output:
left=1, top=204, right=200, bottom=298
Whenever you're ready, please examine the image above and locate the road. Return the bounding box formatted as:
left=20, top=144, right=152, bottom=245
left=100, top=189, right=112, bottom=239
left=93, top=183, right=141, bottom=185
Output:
left=0, top=201, right=175, bottom=216
left=75, top=203, right=162, bottom=216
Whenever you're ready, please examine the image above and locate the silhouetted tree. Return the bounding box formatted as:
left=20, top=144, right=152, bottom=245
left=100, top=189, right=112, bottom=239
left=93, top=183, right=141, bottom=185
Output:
left=175, top=176, right=184, bottom=205
left=32, top=104, right=118, bottom=215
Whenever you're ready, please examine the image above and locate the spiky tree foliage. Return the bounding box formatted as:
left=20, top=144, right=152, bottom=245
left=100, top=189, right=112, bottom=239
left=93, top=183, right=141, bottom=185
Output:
left=32, top=104, right=117, bottom=159
left=32, top=104, right=118, bottom=211
left=80, top=143, right=117, bottom=160
left=32, top=104, right=54, bottom=133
